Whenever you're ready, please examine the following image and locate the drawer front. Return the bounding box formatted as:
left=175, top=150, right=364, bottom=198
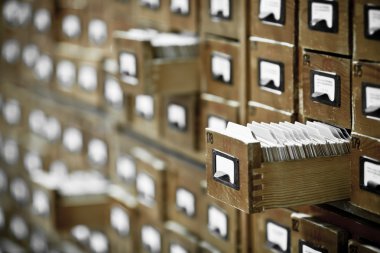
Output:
left=302, top=50, right=351, bottom=129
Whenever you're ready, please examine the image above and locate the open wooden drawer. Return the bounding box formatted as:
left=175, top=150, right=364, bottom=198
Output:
left=114, top=32, right=199, bottom=95
left=205, top=128, right=351, bottom=214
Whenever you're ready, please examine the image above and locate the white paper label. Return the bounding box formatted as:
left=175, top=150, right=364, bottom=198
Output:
left=168, top=104, right=186, bottom=129
left=365, top=86, right=380, bottom=114
left=88, top=19, right=108, bottom=45
left=88, top=138, right=108, bottom=166
left=0, top=207, right=4, bottom=229
left=119, top=52, right=138, bottom=85
left=32, top=190, right=50, bottom=216
left=171, top=0, right=189, bottom=14
left=141, top=0, right=160, bottom=8
left=141, top=225, right=161, bottom=252
left=214, top=154, right=235, bottom=184
left=63, top=127, right=83, bottom=153
left=2, top=0, right=18, bottom=25
left=3, top=99, right=21, bottom=125
left=208, top=116, right=227, bottom=131
left=208, top=206, right=227, bottom=238
left=10, top=216, right=28, bottom=240
left=136, top=95, right=154, bottom=119
left=62, top=15, right=81, bottom=38
left=17, top=2, right=32, bottom=26
left=111, top=206, right=130, bottom=236
left=34, top=55, right=53, bottom=81
left=137, top=173, right=155, bottom=206
left=2, top=39, right=20, bottom=63
left=259, top=0, right=282, bottom=20
left=212, top=53, right=231, bottom=83
left=210, top=0, right=230, bottom=18
left=10, top=178, right=29, bottom=203
left=0, top=170, right=8, bottom=193
left=24, top=152, right=43, bottom=174
left=311, top=2, right=333, bottom=28
left=176, top=188, right=195, bottom=216
left=260, top=61, right=281, bottom=88
left=2, top=139, right=19, bottom=165
left=57, top=60, right=76, bottom=88
left=116, top=155, right=136, bottom=182
left=266, top=222, right=288, bottom=252
left=89, top=232, right=109, bottom=253
left=29, top=110, right=46, bottom=135
left=302, top=244, right=323, bottom=253
left=313, top=74, right=336, bottom=101
left=368, top=9, right=380, bottom=35
left=170, top=244, right=188, bottom=253
left=22, top=44, right=40, bottom=68
left=34, top=8, right=51, bottom=32
left=364, top=160, right=380, bottom=187
left=71, top=225, right=90, bottom=242
left=104, top=76, right=123, bottom=108
left=78, top=65, right=97, bottom=92
left=44, top=116, right=61, bottom=141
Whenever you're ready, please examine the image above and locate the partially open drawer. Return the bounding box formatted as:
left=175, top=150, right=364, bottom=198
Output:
left=114, top=34, right=199, bottom=95
left=205, top=129, right=351, bottom=214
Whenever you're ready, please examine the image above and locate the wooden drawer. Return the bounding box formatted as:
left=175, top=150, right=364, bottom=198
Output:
left=252, top=208, right=294, bottom=253
left=134, top=147, right=167, bottom=222
left=354, top=0, right=380, bottom=62
left=0, top=135, right=23, bottom=176
left=351, top=133, right=380, bottom=215
left=247, top=101, right=296, bottom=123
left=166, top=158, right=205, bottom=235
left=200, top=0, right=246, bottom=40
left=135, top=0, right=170, bottom=27
left=130, top=94, right=163, bottom=139
left=162, top=93, right=199, bottom=151
left=163, top=221, right=200, bottom=253
left=31, top=0, right=56, bottom=44
left=114, top=34, right=199, bottom=95
left=302, top=50, right=351, bottom=129
left=249, top=38, right=297, bottom=113
left=56, top=4, right=86, bottom=45
left=0, top=37, right=23, bottom=83
left=169, top=0, right=199, bottom=33
left=299, top=0, right=351, bottom=55
left=7, top=212, right=31, bottom=248
left=200, top=193, right=241, bottom=253
left=352, top=61, right=380, bottom=139
left=138, top=217, right=165, bottom=253
left=202, top=37, right=243, bottom=101
left=349, top=240, right=380, bottom=253
left=200, top=95, right=240, bottom=150
left=199, top=240, right=222, bottom=253
left=107, top=186, right=139, bottom=253
left=205, top=128, right=350, bottom=214
left=291, top=214, right=349, bottom=253
left=9, top=174, right=32, bottom=209
left=250, top=0, right=297, bottom=44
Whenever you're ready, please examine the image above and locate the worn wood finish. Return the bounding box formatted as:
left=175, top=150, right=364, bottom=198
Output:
left=352, top=61, right=380, bottom=139
left=351, top=133, right=380, bottom=215
left=107, top=192, right=139, bottom=253
left=162, top=93, right=199, bottom=151
left=299, top=0, right=351, bottom=55
left=202, top=38, right=242, bottom=101
left=302, top=50, right=352, bottom=129
left=252, top=208, right=294, bottom=253
left=200, top=0, right=246, bottom=40
left=130, top=94, right=163, bottom=139
left=354, top=0, right=380, bottom=61
left=163, top=222, right=200, bottom=253
left=135, top=0, right=170, bottom=28
left=166, top=158, right=205, bottom=235
left=250, top=40, right=296, bottom=113
left=169, top=0, right=199, bottom=33
left=55, top=194, right=109, bottom=232
left=291, top=215, right=349, bottom=253
left=349, top=240, right=380, bottom=253
left=250, top=0, right=297, bottom=44
left=134, top=149, right=167, bottom=222
left=248, top=102, right=296, bottom=123
left=199, top=95, right=240, bottom=151
left=206, top=129, right=351, bottom=214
